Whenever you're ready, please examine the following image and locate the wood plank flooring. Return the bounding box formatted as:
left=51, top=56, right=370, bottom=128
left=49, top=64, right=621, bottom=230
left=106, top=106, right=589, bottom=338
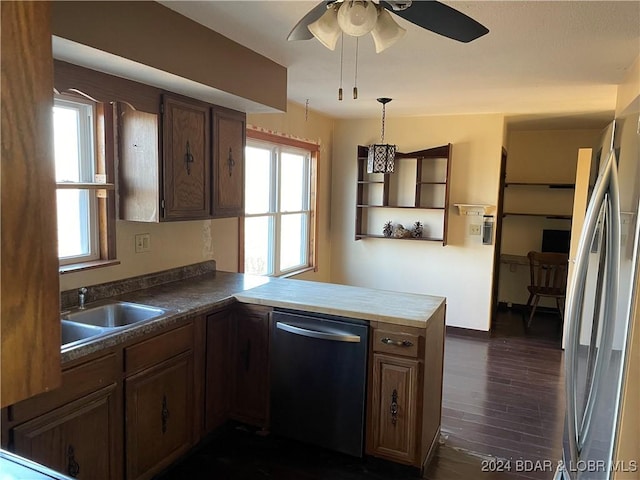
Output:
left=439, top=310, right=565, bottom=480
left=157, top=310, right=565, bottom=480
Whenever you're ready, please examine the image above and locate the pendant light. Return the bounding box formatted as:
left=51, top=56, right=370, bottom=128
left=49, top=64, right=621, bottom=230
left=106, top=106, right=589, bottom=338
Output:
left=367, top=98, right=396, bottom=173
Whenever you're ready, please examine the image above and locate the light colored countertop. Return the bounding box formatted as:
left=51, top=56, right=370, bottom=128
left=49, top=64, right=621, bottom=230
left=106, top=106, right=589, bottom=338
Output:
left=235, top=278, right=445, bottom=329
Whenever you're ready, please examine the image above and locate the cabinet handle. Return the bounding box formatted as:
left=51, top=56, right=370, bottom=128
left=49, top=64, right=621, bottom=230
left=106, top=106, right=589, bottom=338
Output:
left=67, top=445, right=80, bottom=478
left=161, top=394, right=170, bottom=434
left=185, top=140, right=194, bottom=175
left=390, top=389, right=399, bottom=425
left=227, top=147, right=235, bottom=177
left=381, top=337, right=413, bottom=347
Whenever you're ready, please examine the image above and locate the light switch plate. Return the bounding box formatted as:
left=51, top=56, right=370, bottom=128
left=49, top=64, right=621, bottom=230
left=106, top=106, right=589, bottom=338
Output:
left=135, top=233, right=151, bottom=253
left=469, top=224, right=482, bottom=236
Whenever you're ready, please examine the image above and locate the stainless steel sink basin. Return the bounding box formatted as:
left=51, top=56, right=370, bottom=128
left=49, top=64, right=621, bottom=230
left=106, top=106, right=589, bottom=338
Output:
left=62, top=301, right=167, bottom=328
left=61, top=320, right=108, bottom=346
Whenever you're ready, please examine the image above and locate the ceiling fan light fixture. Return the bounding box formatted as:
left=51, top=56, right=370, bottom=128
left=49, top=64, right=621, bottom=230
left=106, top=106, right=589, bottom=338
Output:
left=371, top=8, right=406, bottom=53
left=337, top=1, right=378, bottom=37
left=308, top=6, right=341, bottom=50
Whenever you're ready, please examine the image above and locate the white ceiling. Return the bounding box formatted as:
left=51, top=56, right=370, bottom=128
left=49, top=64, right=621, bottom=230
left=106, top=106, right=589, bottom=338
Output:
left=158, top=1, right=640, bottom=125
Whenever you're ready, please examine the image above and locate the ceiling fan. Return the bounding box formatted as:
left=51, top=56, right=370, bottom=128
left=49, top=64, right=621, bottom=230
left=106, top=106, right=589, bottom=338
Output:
left=288, top=0, right=489, bottom=53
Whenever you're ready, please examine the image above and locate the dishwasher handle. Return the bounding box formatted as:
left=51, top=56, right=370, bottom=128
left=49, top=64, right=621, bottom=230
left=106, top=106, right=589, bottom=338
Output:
left=276, top=322, right=362, bottom=343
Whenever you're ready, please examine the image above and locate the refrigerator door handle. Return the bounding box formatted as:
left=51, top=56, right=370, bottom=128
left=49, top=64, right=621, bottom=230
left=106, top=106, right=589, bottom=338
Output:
left=563, top=150, right=615, bottom=471
left=578, top=154, right=621, bottom=452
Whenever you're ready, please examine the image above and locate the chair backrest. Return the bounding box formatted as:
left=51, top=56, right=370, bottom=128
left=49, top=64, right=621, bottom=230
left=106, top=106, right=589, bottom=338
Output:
left=527, top=251, right=569, bottom=293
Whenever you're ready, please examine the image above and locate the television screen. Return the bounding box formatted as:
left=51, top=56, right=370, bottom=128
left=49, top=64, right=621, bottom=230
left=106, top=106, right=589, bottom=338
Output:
left=542, top=229, right=571, bottom=254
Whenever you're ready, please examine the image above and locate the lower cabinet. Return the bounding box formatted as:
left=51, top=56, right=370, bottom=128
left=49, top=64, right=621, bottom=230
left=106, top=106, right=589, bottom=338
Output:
left=12, top=385, right=118, bottom=480
left=6, top=352, right=121, bottom=479
left=368, top=354, right=420, bottom=464
left=205, top=310, right=232, bottom=432
left=230, top=304, right=271, bottom=427
left=366, top=314, right=445, bottom=470
left=124, top=322, right=195, bottom=480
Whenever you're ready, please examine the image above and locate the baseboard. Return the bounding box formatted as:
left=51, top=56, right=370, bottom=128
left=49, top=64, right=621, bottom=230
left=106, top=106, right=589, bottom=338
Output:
left=497, top=302, right=560, bottom=315
left=445, top=326, right=490, bottom=338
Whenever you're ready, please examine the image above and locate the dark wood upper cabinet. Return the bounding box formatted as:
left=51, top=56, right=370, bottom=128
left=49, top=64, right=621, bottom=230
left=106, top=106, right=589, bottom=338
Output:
left=162, top=94, right=212, bottom=220
left=212, top=107, right=245, bottom=218
left=118, top=91, right=247, bottom=222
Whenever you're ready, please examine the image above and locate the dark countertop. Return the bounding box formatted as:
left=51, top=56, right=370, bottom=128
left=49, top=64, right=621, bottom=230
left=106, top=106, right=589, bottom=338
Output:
left=61, top=271, right=270, bottom=363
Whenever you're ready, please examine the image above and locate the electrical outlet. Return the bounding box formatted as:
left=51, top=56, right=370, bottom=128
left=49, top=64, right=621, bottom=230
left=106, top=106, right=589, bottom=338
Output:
left=135, top=233, right=151, bottom=253
left=469, top=224, right=482, bottom=236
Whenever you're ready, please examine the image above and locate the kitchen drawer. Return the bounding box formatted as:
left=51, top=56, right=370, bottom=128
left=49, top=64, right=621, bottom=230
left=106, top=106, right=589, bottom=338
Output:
left=9, top=353, right=118, bottom=424
left=372, top=329, right=421, bottom=358
left=125, top=323, right=193, bottom=376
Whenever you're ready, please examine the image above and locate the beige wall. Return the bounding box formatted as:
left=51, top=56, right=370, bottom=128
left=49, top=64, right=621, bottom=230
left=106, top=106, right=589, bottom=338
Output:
left=60, top=101, right=334, bottom=291
left=616, top=55, right=639, bottom=116
left=498, top=129, right=601, bottom=307
left=329, top=114, right=505, bottom=331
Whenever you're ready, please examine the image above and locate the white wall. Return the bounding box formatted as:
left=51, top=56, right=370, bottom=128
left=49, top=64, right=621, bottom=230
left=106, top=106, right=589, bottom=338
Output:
left=329, top=114, right=505, bottom=331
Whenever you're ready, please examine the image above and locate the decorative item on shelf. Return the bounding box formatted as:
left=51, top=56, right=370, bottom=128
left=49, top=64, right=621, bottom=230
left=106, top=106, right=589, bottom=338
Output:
left=367, top=98, right=396, bottom=174
left=383, top=221, right=393, bottom=238
left=393, top=224, right=412, bottom=238
left=411, top=221, right=423, bottom=238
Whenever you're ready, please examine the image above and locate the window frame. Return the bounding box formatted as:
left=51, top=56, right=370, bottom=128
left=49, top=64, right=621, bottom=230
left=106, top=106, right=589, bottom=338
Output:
left=54, top=96, right=100, bottom=265
left=54, top=93, right=118, bottom=273
left=241, top=129, right=319, bottom=277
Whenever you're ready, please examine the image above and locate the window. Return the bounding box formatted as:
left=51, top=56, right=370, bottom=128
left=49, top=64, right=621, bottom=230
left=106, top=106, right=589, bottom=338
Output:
left=54, top=97, right=99, bottom=264
left=243, top=132, right=318, bottom=276
left=53, top=95, right=117, bottom=271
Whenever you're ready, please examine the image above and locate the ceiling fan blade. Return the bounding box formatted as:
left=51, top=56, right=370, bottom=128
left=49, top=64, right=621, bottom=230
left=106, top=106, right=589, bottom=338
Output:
left=382, top=1, right=489, bottom=43
left=287, top=2, right=333, bottom=41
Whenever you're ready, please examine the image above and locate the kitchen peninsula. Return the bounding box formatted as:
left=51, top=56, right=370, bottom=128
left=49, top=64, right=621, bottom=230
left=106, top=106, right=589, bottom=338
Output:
left=1, top=264, right=445, bottom=480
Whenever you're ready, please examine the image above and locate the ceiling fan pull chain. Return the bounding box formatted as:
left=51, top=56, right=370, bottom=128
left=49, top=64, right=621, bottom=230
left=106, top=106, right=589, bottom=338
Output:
left=338, top=33, right=344, bottom=101
left=353, top=37, right=359, bottom=99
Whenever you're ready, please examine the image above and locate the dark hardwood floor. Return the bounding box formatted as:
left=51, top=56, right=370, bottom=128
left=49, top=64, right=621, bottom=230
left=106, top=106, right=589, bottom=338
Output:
left=157, top=310, right=565, bottom=480
left=441, top=309, right=565, bottom=479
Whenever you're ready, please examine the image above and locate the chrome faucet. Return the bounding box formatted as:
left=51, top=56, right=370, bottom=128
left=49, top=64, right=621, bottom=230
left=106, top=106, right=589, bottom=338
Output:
left=78, top=287, right=88, bottom=309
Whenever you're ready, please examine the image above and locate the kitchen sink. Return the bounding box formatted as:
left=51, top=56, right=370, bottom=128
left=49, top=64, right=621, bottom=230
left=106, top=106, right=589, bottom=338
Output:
left=62, top=301, right=168, bottom=328
left=61, top=320, right=108, bottom=347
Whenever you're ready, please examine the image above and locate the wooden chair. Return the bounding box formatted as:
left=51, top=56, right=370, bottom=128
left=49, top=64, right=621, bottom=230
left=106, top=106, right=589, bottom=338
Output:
left=526, top=251, right=569, bottom=329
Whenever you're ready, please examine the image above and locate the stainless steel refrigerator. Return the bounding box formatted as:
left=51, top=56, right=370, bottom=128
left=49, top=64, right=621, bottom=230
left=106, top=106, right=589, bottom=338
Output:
left=556, top=111, right=639, bottom=479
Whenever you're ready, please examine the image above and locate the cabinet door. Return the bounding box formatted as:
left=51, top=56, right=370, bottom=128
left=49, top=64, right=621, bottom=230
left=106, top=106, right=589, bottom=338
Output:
left=125, top=352, right=194, bottom=480
left=212, top=108, right=245, bottom=218
left=205, top=310, right=231, bottom=432
left=1, top=0, right=61, bottom=408
left=118, top=103, right=160, bottom=222
left=368, top=353, right=420, bottom=465
left=13, top=385, right=118, bottom=480
left=230, top=305, right=270, bottom=427
left=162, top=94, right=211, bottom=220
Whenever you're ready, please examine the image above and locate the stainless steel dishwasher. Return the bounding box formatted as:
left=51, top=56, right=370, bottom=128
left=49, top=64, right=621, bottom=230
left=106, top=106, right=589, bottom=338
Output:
left=270, top=309, right=369, bottom=457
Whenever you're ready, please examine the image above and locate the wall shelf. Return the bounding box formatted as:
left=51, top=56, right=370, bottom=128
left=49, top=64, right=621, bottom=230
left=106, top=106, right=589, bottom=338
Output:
left=502, top=212, right=572, bottom=220
left=454, top=204, right=495, bottom=216
left=355, top=144, right=452, bottom=246
left=505, top=182, right=575, bottom=189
